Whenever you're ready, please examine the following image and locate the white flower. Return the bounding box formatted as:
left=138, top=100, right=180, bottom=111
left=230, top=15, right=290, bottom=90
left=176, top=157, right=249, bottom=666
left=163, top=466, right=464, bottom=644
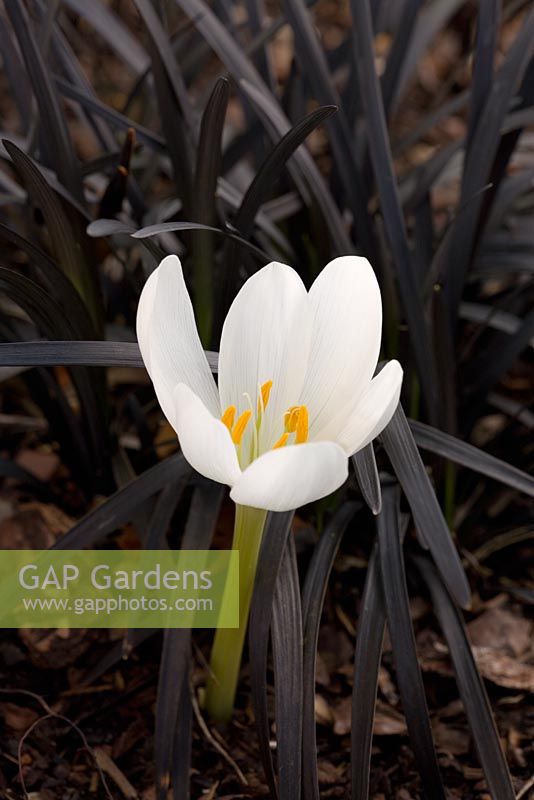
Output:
left=137, top=255, right=403, bottom=512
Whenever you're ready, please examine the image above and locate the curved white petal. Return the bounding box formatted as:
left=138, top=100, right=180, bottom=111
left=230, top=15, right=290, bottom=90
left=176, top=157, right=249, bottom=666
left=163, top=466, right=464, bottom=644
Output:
left=136, top=255, right=220, bottom=423
left=173, top=383, right=241, bottom=487
left=218, top=262, right=312, bottom=453
left=230, top=441, right=348, bottom=511
left=336, top=361, right=403, bottom=456
left=300, top=256, right=382, bottom=439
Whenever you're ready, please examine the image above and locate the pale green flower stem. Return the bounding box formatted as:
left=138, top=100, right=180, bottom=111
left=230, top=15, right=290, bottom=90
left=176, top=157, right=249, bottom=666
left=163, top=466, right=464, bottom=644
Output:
left=205, top=503, right=267, bottom=721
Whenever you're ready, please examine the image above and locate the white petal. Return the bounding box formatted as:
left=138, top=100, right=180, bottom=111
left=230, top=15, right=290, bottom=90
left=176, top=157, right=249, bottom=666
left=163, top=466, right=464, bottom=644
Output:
left=300, top=256, right=382, bottom=439
left=218, top=262, right=312, bottom=452
left=336, top=361, right=403, bottom=456
left=173, top=383, right=241, bottom=486
left=136, top=255, right=220, bottom=423
left=230, top=441, right=348, bottom=511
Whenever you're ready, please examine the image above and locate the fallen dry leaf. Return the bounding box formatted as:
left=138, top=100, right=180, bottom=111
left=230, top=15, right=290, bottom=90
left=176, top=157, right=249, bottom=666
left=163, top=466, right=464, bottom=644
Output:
left=318, top=627, right=353, bottom=672
left=315, top=693, right=334, bottom=727
left=0, top=509, right=55, bottom=549
left=378, top=666, right=398, bottom=705
left=25, top=502, right=75, bottom=540
left=331, top=696, right=352, bottom=736
left=315, top=652, right=331, bottom=687
left=373, top=701, right=407, bottom=736
left=0, top=701, right=39, bottom=732
left=467, top=608, right=532, bottom=658
left=317, top=760, right=345, bottom=786
left=417, top=623, right=534, bottom=691
left=472, top=647, right=534, bottom=691
left=432, top=722, right=470, bottom=756
left=16, top=449, right=60, bottom=482
left=332, top=696, right=408, bottom=737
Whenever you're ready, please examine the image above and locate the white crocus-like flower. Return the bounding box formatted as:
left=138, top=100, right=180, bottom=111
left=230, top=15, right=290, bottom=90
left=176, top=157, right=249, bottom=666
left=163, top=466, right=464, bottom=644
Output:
left=137, top=255, right=403, bottom=512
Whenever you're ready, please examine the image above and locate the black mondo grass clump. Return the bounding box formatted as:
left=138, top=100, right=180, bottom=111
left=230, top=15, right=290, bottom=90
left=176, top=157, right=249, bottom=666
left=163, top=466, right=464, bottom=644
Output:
left=0, top=1, right=533, bottom=798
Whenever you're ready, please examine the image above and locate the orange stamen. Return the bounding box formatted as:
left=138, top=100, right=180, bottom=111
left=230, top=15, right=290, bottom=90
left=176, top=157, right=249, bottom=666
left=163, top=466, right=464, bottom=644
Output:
left=285, top=406, right=300, bottom=432
left=273, top=432, right=290, bottom=449
left=260, top=380, right=273, bottom=410
left=295, top=405, right=309, bottom=444
left=231, top=410, right=252, bottom=445
left=221, top=405, right=236, bottom=430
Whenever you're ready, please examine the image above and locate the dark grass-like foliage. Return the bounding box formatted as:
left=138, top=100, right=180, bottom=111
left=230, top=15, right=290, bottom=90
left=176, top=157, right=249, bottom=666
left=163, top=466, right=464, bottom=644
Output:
left=350, top=539, right=386, bottom=800
left=271, top=534, right=303, bottom=800
left=155, top=481, right=224, bottom=800
left=248, top=511, right=295, bottom=797
left=302, top=501, right=359, bottom=800
left=377, top=482, right=446, bottom=799
left=413, top=555, right=516, bottom=799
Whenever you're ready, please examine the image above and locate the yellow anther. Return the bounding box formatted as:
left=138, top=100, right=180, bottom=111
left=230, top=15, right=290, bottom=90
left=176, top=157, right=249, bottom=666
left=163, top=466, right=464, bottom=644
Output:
left=285, top=406, right=300, bottom=432
left=294, top=405, right=309, bottom=444
left=273, top=432, right=290, bottom=450
left=221, top=405, right=236, bottom=430
left=231, top=410, right=252, bottom=445
left=282, top=404, right=310, bottom=444
left=260, top=380, right=273, bottom=410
